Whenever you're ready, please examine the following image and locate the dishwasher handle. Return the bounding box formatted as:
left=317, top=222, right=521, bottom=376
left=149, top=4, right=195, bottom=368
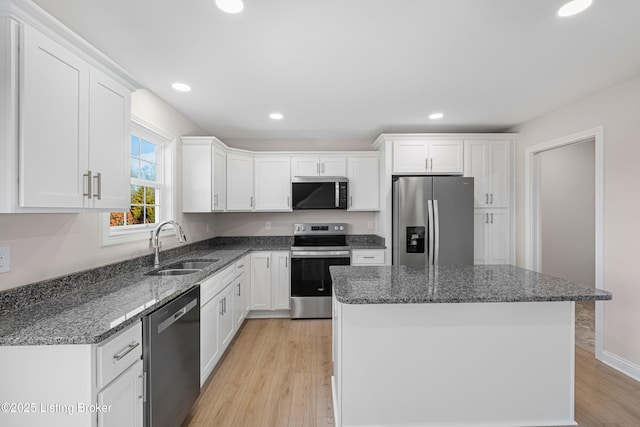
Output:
left=157, top=297, right=198, bottom=334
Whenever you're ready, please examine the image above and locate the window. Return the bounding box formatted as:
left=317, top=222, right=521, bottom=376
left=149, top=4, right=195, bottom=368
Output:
left=101, top=117, right=175, bottom=245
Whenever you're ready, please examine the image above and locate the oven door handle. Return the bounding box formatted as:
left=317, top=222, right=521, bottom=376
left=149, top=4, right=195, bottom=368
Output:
left=291, top=251, right=351, bottom=259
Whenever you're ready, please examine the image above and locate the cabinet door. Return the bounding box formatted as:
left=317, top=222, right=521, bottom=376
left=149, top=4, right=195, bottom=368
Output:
left=291, top=157, right=320, bottom=177
left=88, top=68, right=131, bottom=210
left=234, top=276, right=244, bottom=329
left=20, top=24, right=89, bottom=208
left=486, top=210, right=511, bottom=264
left=250, top=252, right=271, bottom=309
left=464, top=140, right=490, bottom=207
left=213, top=146, right=227, bottom=211
left=473, top=211, right=488, bottom=264
left=272, top=252, right=291, bottom=310
left=219, top=285, right=235, bottom=352
left=97, top=359, right=143, bottom=427
left=200, top=297, right=220, bottom=385
left=428, top=139, right=464, bottom=174
left=320, top=157, right=346, bottom=176
left=254, top=157, right=292, bottom=211
left=347, top=157, right=379, bottom=211
left=393, top=141, right=428, bottom=173
left=182, top=142, right=212, bottom=213
left=488, top=140, right=511, bottom=208
left=227, top=153, right=254, bottom=211
left=243, top=255, right=252, bottom=317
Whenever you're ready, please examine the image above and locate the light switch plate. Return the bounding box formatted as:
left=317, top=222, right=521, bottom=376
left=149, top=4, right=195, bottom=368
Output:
left=0, top=247, right=10, bottom=273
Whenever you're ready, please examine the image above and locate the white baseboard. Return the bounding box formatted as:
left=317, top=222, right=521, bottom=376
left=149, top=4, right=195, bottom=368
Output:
left=601, top=350, right=640, bottom=383
left=246, top=309, right=291, bottom=319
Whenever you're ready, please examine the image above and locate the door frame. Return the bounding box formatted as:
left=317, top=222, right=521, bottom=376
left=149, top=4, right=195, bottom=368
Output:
left=524, top=126, right=604, bottom=359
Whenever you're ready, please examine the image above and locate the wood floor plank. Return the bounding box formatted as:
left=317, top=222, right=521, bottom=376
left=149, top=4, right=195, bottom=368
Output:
left=183, top=318, right=640, bottom=427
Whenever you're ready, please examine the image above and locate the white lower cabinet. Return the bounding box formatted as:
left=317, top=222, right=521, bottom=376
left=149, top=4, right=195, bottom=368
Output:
left=0, top=320, right=142, bottom=427
left=474, top=209, right=511, bottom=264
left=199, top=257, right=252, bottom=386
left=351, top=249, right=386, bottom=266
left=97, top=359, right=144, bottom=427
left=250, top=251, right=290, bottom=312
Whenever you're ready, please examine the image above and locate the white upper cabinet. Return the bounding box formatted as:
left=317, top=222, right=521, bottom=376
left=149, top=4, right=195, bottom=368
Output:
left=182, top=138, right=226, bottom=212
left=20, top=24, right=89, bottom=209
left=291, top=156, right=346, bottom=177
left=464, top=139, right=511, bottom=208
left=213, top=147, right=227, bottom=211
left=393, top=138, right=463, bottom=174
left=347, top=156, right=379, bottom=211
left=11, top=23, right=131, bottom=211
left=88, top=68, right=131, bottom=210
left=254, top=156, right=291, bottom=211
left=226, top=152, right=254, bottom=211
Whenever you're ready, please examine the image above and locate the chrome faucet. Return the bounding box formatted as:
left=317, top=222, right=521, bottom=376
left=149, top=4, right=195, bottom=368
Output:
left=152, top=220, right=187, bottom=268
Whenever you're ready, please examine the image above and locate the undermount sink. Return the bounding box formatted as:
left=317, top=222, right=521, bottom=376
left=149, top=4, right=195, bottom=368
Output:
left=146, top=259, right=218, bottom=276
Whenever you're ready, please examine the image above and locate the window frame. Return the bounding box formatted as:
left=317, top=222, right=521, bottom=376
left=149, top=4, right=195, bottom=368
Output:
left=100, top=116, right=176, bottom=246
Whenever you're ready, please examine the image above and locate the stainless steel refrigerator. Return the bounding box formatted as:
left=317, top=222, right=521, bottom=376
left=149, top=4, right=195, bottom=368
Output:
left=392, top=176, right=474, bottom=265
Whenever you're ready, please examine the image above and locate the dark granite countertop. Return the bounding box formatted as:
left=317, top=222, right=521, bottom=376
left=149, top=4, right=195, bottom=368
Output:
left=0, top=234, right=386, bottom=346
left=330, top=264, right=612, bottom=304
left=0, top=238, right=291, bottom=346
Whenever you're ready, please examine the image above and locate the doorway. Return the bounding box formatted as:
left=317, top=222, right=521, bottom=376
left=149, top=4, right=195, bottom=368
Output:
left=524, top=127, right=604, bottom=358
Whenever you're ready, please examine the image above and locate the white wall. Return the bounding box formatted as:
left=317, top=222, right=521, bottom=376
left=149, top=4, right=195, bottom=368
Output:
left=213, top=210, right=375, bottom=236
left=511, top=74, right=640, bottom=372
left=539, top=139, right=595, bottom=286
left=0, top=89, right=216, bottom=291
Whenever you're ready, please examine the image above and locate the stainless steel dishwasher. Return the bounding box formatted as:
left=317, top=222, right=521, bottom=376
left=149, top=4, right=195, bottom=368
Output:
left=143, top=286, right=200, bottom=427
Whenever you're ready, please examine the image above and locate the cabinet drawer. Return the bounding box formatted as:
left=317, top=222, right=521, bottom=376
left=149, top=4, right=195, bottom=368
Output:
left=351, top=250, right=385, bottom=265
left=97, top=321, right=142, bottom=388
left=201, top=265, right=235, bottom=306
left=235, top=257, right=248, bottom=277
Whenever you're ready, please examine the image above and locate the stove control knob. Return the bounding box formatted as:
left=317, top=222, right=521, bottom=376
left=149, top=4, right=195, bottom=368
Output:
left=301, top=226, right=306, bottom=231
left=334, top=226, right=339, bottom=231
left=339, top=226, right=345, bottom=231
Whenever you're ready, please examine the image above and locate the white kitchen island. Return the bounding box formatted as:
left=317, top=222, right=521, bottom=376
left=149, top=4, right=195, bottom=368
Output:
left=330, top=265, right=612, bottom=427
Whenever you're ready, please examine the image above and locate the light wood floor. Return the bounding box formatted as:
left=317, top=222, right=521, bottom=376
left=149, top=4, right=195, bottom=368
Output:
left=183, top=319, right=640, bottom=427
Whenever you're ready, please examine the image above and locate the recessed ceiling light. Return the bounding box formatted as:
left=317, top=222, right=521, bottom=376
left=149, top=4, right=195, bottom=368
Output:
left=171, top=82, right=191, bottom=92
left=557, top=0, right=593, bottom=17
left=269, top=113, right=284, bottom=120
left=429, top=113, right=444, bottom=120
left=215, top=0, right=244, bottom=14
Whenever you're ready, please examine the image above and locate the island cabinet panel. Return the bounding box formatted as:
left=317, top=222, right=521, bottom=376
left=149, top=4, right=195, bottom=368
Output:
left=333, top=299, right=577, bottom=427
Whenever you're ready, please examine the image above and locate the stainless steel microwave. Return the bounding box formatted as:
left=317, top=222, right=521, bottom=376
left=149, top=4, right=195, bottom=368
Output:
left=291, top=177, right=348, bottom=210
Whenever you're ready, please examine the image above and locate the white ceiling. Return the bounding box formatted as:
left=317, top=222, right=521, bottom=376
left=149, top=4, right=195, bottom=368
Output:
left=32, top=0, right=640, bottom=141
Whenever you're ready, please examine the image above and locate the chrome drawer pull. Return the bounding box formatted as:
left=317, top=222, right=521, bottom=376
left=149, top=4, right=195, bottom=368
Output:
left=113, top=342, right=140, bottom=361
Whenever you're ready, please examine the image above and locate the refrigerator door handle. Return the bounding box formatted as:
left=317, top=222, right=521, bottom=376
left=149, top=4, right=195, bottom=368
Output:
left=392, top=179, right=400, bottom=265
left=434, top=199, right=440, bottom=265
left=427, top=200, right=435, bottom=265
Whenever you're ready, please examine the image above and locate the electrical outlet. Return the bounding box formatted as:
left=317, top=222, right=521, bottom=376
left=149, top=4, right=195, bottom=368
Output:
left=265, top=221, right=272, bottom=231
left=367, top=221, right=374, bottom=230
left=0, top=247, right=10, bottom=273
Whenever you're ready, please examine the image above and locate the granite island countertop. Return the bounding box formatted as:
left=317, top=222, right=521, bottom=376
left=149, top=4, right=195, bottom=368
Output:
left=330, top=264, right=612, bottom=304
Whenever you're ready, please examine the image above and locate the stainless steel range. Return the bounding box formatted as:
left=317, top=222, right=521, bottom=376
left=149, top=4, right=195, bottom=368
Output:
left=290, top=223, right=350, bottom=319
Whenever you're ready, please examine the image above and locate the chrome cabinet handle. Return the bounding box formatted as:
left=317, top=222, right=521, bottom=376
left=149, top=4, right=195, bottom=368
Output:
left=485, top=213, right=489, bottom=224
left=362, top=256, right=375, bottom=259
left=113, top=342, right=140, bottom=361
left=93, top=172, right=102, bottom=200
left=214, top=193, right=218, bottom=207
left=321, top=162, right=325, bottom=174
left=316, top=162, right=320, bottom=174
left=285, top=257, right=288, bottom=268
left=485, top=193, right=489, bottom=204
left=267, top=257, right=269, bottom=268
left=430, top=158, right=433, bottom=170
left=491, top=213, right=494, bottom=224
left=237, top=283, right=241, bottom=297
left=140, top=372, right=147, bottom=401
left=490, top=193, right=494, bottom=204
left=83, top=170, right=92, bottom=198
left=350, top=196, right=353, bottom=207
left=287, top=195, right=290, bottom=207
left=425, top=158, right=429, bottom=171
left=250, top=196, right=253, bottom=208
left=220, top=299, right=224, bottom=316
